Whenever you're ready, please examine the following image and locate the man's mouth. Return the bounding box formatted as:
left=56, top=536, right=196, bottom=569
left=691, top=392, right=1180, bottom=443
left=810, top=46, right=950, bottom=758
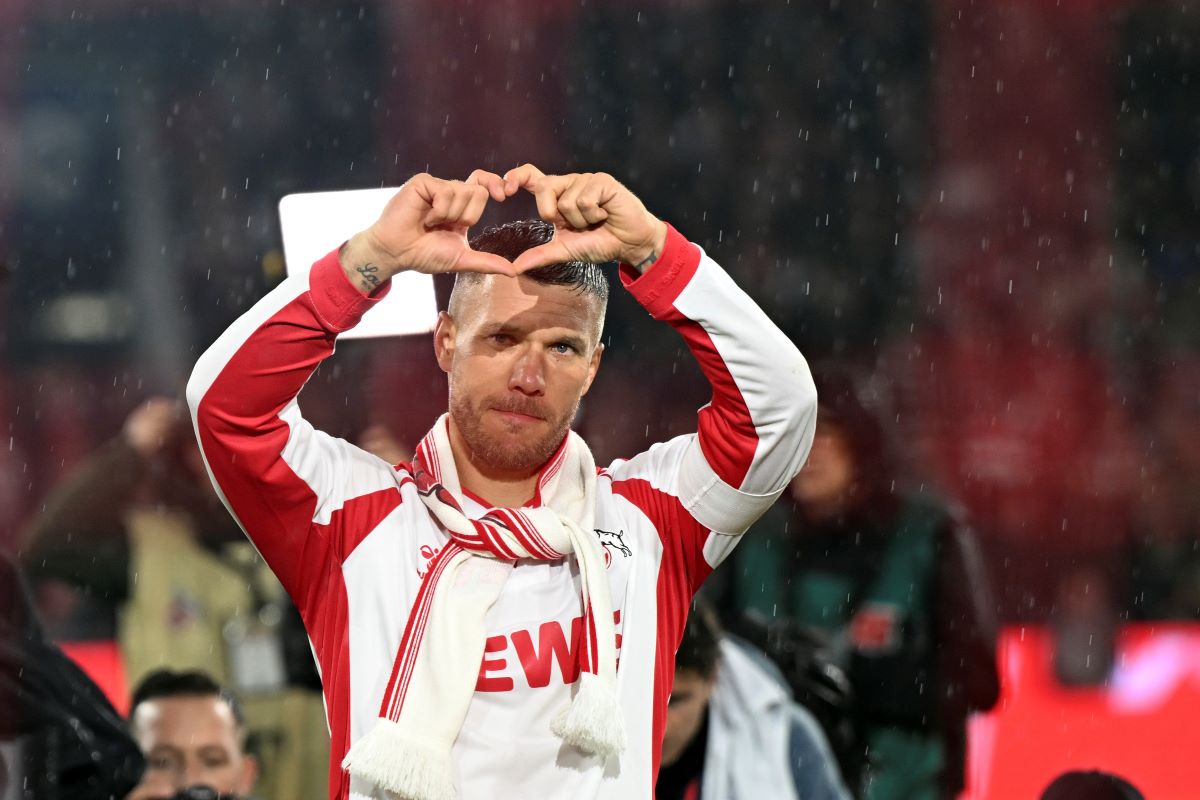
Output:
left=490, top=405, right=546, bottom=423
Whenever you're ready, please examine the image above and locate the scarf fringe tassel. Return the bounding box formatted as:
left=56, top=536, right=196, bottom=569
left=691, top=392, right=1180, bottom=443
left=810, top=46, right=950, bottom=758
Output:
left=550, top=671, right=627, bottom=760
left=342, top=719, right=457, bottom=800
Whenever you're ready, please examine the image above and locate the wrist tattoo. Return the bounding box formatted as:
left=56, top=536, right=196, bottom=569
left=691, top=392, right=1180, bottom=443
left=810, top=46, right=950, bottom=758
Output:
left=356, top=263, right=382, bottom=291
left=632, top=251, right=659, bottom=273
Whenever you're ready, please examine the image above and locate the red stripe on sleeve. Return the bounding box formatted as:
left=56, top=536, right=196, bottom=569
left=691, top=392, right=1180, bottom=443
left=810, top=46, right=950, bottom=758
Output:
left=195, top=293, right=335, bottom=605
left=611, top=477, right=713, bottom=790
left=619, top=226, right=759, bottom=487
left=673, top=318, right=758, bottom=488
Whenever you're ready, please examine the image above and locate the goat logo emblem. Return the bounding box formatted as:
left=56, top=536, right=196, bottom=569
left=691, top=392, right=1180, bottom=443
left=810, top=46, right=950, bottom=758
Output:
left=595, top=528, right=632, bottom=568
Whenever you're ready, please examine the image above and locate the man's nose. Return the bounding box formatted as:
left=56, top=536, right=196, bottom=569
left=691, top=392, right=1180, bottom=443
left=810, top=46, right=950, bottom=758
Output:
left=509, top=350, right=546, bottom=396
left=181, top=761, right=209, bottom=790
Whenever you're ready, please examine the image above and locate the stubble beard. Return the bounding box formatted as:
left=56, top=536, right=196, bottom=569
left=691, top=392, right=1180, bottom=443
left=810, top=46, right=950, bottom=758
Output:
left=449, top=388, right=578, bottom=477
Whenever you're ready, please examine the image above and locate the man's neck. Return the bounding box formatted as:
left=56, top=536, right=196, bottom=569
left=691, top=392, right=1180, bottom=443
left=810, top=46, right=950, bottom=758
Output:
left=446, top=418, right=539, bottom=509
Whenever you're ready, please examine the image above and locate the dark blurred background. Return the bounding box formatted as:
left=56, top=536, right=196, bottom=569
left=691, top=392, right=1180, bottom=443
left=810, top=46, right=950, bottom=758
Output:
left=3, top=0, right=1197, bottom=620
left=0, top=0, right=1197, bottom=796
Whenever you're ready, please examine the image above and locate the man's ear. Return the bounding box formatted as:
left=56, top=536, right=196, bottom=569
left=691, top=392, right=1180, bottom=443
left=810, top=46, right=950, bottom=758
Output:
left=238, top=754, right=259, bottom=795
left=581, top=342, right=604, bottom=397
left=433, top=311, right=457, bottom=374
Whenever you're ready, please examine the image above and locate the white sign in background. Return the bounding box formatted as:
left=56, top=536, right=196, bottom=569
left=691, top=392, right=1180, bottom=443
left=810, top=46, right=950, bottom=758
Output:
left=278, top=188, right=439, bottom=339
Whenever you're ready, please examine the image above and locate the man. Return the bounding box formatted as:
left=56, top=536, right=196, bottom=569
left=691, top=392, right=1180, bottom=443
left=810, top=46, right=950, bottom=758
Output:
left=657, top=603, right=849, bottom=800
left=725, top=368, right=999, bottom=799
left=187, top=165, right=817, bottom=799
left=125, top=669, right=258, bottom=800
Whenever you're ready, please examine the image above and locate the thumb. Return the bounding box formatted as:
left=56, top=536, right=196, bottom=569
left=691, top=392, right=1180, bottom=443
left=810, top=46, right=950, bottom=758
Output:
left=455, top=248, right=519, bottom=277
left=512, top=239, right=574, bottom=274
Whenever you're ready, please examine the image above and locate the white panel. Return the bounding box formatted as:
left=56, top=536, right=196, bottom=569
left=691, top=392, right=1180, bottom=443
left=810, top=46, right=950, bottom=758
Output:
left=279, top=188, right=438, bottom=340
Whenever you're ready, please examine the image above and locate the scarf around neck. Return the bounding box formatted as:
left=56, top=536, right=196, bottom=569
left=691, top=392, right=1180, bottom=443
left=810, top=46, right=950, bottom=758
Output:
left=342, top=414, right=625, bottom=799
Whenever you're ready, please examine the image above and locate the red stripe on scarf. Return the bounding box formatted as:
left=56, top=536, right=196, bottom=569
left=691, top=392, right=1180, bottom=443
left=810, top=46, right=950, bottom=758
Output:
left=499, top=508, right=556, bottom=560
left=518, top=509, right=563, bottom=559
left=380, top=542, right=461, bottom=720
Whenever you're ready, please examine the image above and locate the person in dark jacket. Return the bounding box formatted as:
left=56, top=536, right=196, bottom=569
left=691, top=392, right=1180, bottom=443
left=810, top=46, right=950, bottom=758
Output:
left=721, top=368, right=1000, bottom=800
left=0, top=551, right=144, bottom=800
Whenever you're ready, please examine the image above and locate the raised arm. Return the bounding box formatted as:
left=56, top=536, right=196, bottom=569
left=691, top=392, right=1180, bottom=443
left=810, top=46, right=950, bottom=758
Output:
left=503, top=164, right=816, bottom=577
left=185, top=173, right=515, bottom=604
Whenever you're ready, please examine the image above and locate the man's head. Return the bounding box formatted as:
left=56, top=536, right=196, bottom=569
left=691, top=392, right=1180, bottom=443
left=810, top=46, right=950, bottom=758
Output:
left=790, top=366, right=891, bottom=521
left=436, top=220, right=609, bottom=478
left=661, top=602, right=722, bottom=767
left=126, top=669, right=256, bottom=799
left=1040, top=770, right=1144, bottom=800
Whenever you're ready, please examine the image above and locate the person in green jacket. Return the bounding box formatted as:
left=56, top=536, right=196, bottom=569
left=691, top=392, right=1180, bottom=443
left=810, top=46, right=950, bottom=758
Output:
left=720, top=368, right=1000, bottom=800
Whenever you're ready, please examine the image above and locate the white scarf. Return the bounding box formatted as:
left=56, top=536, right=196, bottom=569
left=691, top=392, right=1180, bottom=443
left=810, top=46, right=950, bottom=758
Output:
left=342, top=415, right=625, bottom=799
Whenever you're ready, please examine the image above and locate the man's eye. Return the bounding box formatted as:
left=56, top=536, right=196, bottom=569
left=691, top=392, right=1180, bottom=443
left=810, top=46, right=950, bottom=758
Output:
left=489, top=333, right=512, bottom=345
left=148, top=755, right=176, bottom=770
left=552, top=342, right=577, bottom=355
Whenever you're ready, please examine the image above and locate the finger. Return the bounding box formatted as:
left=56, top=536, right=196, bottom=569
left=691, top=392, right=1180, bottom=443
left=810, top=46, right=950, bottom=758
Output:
left=556, top=174, right=593, bottom=230
left=503, top=163, right=547, bottom=196
left=442, top=184, right=479, bottom=226
left=573, top=174, right=612, bottom=227
left=511, top=239, right=574, bottom=274
left=455, top=248, right=519, bottom=277
left=516, top=173, right=570, bottom=226
left=423, top=180, right=457, bottom=227
left=466, top=169, right=508, bottom=202
left=461, top=184, right=490, bottom=228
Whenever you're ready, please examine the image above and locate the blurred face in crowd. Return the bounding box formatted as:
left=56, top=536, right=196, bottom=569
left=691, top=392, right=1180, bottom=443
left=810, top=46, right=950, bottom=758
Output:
left=661, top=668, right=716, bottom=766
left=127, top=694, right=256, bottom=799
left=790, top=417, right=855, bottom=519
left=436, top=274, right=603, bottom=478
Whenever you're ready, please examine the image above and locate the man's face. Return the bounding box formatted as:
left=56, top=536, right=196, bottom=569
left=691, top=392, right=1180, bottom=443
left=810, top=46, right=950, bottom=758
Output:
left=436, top=275, right=603, bottom=477
left=790, top=419, right=855, bottom=516
left=127, top=695, right=256, bottom=799
left=660, top=669, right=716, bottom=767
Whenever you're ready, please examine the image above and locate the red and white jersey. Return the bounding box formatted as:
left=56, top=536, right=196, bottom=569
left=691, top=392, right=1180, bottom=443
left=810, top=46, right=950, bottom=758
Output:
left=187, top=225, right=816, bottom=800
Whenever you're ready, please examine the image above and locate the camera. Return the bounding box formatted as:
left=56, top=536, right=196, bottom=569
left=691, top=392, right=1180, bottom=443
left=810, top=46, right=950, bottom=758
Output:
left=172, top=787, right=240, bottom=800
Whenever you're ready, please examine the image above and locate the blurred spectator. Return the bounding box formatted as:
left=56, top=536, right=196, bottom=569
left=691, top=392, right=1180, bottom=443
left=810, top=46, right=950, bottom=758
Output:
left=1128, top=355, right=1200, bottom=621
left=125, top=669, right=256, bottom=800
left=19, top=396, right=328, bottom=800
left=356, top=423, right=413, bottom=467
left=0, top=551, right=143, bottom=800
left=657, top=601, right=850, bottom=800
left=717, top=368, right=999, bottom=800
left=21, top=397, right=256, bottom=683
left=1040, top=770, right=1144, bottom=800
left=1052, top=566, right=1117, bottom=686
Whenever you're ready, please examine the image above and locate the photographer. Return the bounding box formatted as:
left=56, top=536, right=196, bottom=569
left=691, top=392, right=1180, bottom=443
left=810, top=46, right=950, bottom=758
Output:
left=125, top=669, right=257, bottom=800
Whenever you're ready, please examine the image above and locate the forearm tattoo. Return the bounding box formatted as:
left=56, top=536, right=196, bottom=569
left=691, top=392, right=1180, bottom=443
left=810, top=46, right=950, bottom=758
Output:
left=632, top=251, right=659, bottom=273
left=356, top=263, right=382, bottom=291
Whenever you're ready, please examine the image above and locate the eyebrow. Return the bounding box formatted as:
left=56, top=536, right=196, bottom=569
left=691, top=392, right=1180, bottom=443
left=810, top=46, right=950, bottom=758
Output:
left=148, top=744, right=184, bottom=759
left=479, top=321, right=520, bottom=337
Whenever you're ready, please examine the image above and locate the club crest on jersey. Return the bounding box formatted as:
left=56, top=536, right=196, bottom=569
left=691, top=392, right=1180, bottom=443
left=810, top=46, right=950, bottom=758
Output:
left=416, top=543, right=441, bottom=579
left=849, top=602, right=902, bottom=653
left=595, top=528, right=631, bottom=568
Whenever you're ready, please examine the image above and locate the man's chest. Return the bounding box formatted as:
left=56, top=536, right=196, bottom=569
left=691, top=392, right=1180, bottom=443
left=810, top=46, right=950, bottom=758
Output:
left=351, top=492, right=655, bottom=682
